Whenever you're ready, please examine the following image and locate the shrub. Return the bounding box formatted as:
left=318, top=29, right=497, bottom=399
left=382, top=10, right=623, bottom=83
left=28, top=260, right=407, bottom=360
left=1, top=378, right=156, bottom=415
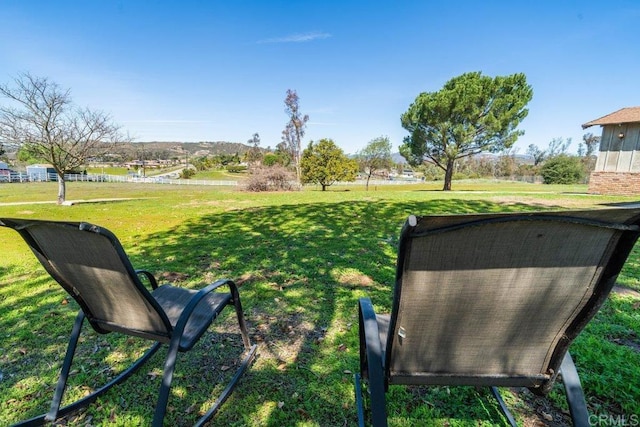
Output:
left=244, top=165, right=300, bottom=192
left=180, top=168, right=195, bottom=179
left=226, top=165, right=248, bottom=173
left=540, top=155, right=585, bottom=184
left=421, top=163, right=444, bottom=181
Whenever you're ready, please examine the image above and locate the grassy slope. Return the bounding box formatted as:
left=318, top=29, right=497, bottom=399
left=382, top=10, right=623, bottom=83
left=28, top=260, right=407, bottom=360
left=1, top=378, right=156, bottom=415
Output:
left=0, top=181, right=639, bottom=426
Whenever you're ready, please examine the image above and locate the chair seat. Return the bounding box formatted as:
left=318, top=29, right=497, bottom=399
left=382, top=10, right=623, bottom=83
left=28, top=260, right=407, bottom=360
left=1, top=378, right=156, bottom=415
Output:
left=152, top=284, right=232, bottom=351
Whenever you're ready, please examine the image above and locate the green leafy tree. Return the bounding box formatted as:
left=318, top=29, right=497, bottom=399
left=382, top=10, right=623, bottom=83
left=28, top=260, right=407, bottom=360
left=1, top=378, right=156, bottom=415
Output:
left=180, top=168, right=196, bottom=179
left=0, top=73, right=126, bottom=203
left=263, top=152, right=290, bottom=167
left=300, top=138, right=357, bottom=191
left=540, top=154, right=585, bottom=184
left=213, top=153, right=241, bottom=166
left=192, top=155, right=212, bottom=171
left=16, top=146, right=38, bottom=163
left=400, top=71, right=532, bottom=190
left=356, top=136, right=393, bottom=190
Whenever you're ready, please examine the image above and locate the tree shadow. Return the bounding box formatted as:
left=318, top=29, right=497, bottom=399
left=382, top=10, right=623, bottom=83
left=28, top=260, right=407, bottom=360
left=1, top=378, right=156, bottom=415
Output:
left=126, top=198, right=540, bottom=426
left=1, top=198, right=550, bottom=426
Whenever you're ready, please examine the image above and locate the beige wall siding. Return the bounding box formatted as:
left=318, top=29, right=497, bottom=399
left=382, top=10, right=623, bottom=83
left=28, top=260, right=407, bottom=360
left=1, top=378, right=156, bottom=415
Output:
left=595, top=124, right=640, bottom=172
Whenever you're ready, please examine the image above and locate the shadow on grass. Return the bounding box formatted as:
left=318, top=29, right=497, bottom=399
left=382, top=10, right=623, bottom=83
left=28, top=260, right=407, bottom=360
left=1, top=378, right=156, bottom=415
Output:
left=128, top=198, right=541, bottom=426
left=2, top=198, right=551, bottom=426
left=0, top=265, right=79, bottom=416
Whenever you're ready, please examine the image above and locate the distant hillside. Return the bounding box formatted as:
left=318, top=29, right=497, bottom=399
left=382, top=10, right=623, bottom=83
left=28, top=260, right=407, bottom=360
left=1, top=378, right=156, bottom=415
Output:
left=392, top=151, right=534, bottom=166
left=392, top=152, right=407, bottom=164
left=2, top=141, right=253, bottom=159
left=128, top=141, right=252, bottom=156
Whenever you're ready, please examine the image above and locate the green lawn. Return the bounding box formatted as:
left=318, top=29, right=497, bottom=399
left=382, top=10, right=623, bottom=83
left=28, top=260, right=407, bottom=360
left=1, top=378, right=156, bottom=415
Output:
left=0, top=181, right=639, bottom=426
left=86, top=166, right=132, bottom=176
left=192, top=169, right=248, bottom=181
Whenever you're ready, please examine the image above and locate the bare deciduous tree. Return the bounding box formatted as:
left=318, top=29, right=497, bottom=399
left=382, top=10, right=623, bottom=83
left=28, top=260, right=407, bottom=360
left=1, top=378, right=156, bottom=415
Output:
left=281, top=89, right=309, bottom=181
left=0, top=73, right=127, bottom=203
left=245, top=132, right=262, bottom=165
left=582, top=132, right=600, bottom=157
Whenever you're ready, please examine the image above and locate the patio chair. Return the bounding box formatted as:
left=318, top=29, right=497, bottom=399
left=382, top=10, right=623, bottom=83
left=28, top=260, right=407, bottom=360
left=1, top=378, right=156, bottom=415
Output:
left=0, top=218, right=257, bottom=427
left=355, top=207, right=640, bottom=427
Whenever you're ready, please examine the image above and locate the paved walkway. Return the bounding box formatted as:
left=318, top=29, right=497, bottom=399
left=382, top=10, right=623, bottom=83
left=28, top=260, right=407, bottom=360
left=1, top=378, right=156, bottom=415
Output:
left=0, top=198, right=141, bottom=206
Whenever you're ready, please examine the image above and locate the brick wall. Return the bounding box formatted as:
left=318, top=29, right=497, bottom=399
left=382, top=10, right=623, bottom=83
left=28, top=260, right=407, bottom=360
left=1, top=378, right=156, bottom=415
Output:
left=589, top=171, right=640, bottom=195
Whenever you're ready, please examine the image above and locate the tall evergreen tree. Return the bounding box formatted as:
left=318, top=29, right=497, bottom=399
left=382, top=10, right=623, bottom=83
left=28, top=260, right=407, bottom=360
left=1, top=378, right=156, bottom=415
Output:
left=400, top=72, right=532, bottom=190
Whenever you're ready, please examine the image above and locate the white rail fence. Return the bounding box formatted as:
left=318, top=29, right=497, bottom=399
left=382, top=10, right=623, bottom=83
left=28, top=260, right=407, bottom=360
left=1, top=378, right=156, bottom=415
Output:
left=24, top=173, right=239, bottom=186
left=11, top=173, right=423, bottom=187
left=7, top=173, right=545, bottom=187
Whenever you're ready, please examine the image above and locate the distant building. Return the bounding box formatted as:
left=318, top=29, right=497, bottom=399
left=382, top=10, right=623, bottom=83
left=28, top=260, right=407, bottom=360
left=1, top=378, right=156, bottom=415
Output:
left=26, top=164, right=57, bottom=181
left=582, top=107, right=640, bottom=195
left=0, top=162, right=10, bottom=182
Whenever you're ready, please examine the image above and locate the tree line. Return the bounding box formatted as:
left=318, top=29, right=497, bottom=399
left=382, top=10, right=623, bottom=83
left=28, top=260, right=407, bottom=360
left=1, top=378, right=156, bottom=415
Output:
left=0, top=71, right=602, bottom=202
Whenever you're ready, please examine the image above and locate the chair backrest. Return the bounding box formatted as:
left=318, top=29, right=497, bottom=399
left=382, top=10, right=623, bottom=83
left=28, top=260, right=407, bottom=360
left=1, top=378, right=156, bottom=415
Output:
left=1, top=218, right=173, bottom=342
left=385, top=207, right=640, bottom=393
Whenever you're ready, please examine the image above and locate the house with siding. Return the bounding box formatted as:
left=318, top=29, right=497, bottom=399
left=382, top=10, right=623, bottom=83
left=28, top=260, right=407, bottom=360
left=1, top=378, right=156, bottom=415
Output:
left=0, top=161, right=10, bottom=181
left=582, top=107, right=640, bottom=195
left=26, top=164, right=57, bottom=181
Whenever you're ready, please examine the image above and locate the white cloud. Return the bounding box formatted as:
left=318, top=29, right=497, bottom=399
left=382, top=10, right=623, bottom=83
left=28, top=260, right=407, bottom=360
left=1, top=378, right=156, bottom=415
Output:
left=258, top=31, right=331, bottom=44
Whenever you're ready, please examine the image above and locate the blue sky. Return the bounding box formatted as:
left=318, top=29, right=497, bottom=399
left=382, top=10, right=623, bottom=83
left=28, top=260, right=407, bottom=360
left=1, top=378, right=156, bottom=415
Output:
left=1, top=1, right=639, bottom=155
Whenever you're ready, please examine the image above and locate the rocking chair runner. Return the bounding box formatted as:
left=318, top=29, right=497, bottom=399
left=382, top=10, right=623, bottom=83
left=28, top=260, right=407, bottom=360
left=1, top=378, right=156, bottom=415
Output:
left=0, top=218, right=257, bottom=427
left=355, top=207, right=640, bottom=426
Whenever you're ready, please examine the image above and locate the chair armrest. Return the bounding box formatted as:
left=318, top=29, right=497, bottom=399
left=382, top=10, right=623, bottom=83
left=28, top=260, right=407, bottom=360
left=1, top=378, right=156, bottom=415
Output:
left=358, top=297, right=388, bottom=426
left=173, top=279, right=240, bottom=338
left=136, top=270, right=159, bottom=289
left=358, top=297, right=384, bottom=378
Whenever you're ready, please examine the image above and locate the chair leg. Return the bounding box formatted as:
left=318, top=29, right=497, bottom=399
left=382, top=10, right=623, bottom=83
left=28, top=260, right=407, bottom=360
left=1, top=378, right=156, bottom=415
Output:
left=354, top=373, right=366, bottom=427
left=153, top=340, right=258, bottom=427
left=354, top=371, right=389, bottom=427
left=13, top=311, right=161, bottom=427
left=560, top=352, right=590, bottom=427
left=153, top=337, right=181, bottom=427
left=227, top=281, right=252, bottom=350
left=490, top=387, right=518, bottom=427
left=193, top=344, right=258, bottom=427
left=192, top=292, right=256, bottom=426
left=232, top=295, right=252, bottom=350
left=45, top=310, right=86, bottom=422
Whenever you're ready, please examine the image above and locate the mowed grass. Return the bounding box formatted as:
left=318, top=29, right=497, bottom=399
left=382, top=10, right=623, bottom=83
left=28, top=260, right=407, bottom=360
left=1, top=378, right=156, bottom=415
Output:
left=1, top=180, right=639, bottom=426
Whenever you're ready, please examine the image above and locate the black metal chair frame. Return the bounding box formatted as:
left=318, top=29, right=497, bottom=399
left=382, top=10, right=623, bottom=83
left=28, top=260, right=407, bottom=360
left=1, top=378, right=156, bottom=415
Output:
left=1, top=218, right=257, bottom=427
left=355, top=209, right=640, bottom=427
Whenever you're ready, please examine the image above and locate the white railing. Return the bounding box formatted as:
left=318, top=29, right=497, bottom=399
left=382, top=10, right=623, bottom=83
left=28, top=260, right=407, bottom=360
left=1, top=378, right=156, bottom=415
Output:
left=23, top=172, right=238, bottom=186
left=330, top=178, right=422, bottom=187
left=88, top=174, right=238, bottom=186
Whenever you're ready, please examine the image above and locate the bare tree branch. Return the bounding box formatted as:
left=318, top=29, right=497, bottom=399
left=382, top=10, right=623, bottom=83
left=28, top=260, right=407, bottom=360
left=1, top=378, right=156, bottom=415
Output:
left=0, top=73, right=129, bottom=203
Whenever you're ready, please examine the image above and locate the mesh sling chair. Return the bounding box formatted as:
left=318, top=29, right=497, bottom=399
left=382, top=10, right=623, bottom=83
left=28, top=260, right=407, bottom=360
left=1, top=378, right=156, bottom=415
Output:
left=0, top=218, right=257, bottom=427
left=355, top=207, right=640, bottom=427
